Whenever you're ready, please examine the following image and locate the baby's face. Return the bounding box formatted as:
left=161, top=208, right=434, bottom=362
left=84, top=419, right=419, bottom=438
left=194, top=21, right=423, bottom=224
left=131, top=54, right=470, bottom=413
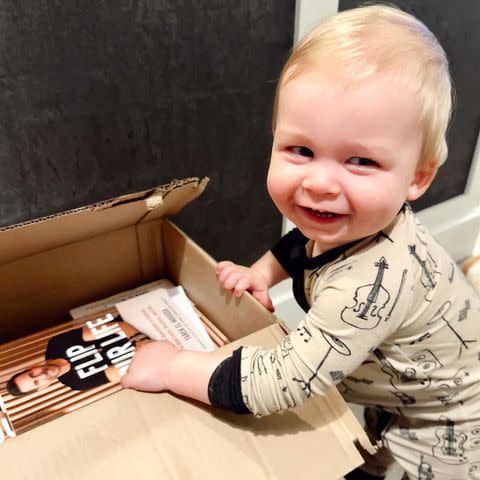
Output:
left=267, top=70, right=434, bottom=251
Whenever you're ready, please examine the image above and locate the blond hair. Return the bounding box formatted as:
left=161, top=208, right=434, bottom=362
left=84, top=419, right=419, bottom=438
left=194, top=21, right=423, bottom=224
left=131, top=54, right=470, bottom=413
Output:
left=273, top=4, right=453, bottom=167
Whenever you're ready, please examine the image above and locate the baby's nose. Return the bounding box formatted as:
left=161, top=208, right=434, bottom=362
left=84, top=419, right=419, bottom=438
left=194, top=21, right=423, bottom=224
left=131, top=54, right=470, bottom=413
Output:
left=301, top=164, right=341, bottom=196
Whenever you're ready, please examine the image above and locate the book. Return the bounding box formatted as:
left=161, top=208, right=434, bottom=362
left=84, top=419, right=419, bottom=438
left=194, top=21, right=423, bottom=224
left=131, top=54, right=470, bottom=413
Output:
left=0, top=281, right=227, bottom=444
left=69, top=279, right=176, bottom=319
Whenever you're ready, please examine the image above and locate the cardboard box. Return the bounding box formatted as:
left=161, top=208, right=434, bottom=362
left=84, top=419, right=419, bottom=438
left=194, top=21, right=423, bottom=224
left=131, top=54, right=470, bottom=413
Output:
left=0, top=177, right=374, bottom=479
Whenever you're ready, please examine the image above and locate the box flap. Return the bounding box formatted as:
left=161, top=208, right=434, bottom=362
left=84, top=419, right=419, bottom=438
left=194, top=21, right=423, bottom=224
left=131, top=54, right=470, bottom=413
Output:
left=0, top=177, right=208, bottom=265
left=0, top=324, right=371, bottom=479
left=220, top=324, right=377, bottom=461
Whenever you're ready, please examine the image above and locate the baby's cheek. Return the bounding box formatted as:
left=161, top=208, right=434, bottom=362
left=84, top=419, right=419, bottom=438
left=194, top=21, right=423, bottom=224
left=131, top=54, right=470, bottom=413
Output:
left=354, top=179, right=400, bottom=210
left=267, top=169, right=289, bottom=203
left=350, top=187, right=400, bottom=229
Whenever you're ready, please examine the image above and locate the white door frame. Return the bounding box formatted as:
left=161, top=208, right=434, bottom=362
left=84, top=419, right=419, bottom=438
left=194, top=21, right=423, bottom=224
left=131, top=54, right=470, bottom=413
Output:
left=271, top=0, right=480, bottom=327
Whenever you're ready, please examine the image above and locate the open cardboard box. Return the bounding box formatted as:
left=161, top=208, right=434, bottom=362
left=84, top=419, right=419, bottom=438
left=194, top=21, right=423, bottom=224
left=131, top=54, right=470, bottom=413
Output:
left=0, top=177, right=374, bottom=479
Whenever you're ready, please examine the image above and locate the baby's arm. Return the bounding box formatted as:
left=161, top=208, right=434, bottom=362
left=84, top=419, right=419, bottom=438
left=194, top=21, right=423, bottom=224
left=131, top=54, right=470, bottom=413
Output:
left=123, top=242, right=293, bottom=400
left=217, top=251, right=289, bottom=311
left=120, top=341, right=229, bottom=405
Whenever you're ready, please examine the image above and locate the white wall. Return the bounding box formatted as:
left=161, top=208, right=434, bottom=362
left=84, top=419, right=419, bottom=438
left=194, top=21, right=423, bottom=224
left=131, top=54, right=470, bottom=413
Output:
left=475, top=231, right=480, bottom=255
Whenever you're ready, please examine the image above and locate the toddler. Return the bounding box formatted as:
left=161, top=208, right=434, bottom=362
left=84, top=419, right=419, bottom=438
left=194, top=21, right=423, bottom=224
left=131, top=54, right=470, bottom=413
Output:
left=122, top=5, right=480, bottom=479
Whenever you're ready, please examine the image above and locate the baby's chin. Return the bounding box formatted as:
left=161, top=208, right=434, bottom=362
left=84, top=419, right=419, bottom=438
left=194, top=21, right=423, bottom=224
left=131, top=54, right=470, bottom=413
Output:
left=301, top=231, right=353, bottom=253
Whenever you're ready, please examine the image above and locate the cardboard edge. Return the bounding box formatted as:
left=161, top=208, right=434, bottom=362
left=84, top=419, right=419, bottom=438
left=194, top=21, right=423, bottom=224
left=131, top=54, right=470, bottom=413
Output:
left=321, top=387, right=378, bottom=456
left=140, top=177, right=209, bottom=223
left=0, top=177, right=209, bottom=267
left=0, top=177, right=207, bottom=232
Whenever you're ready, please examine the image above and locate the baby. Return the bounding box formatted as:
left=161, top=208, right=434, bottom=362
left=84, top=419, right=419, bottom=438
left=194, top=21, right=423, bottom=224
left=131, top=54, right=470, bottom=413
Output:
left=122, top=5, right=480, bottom=479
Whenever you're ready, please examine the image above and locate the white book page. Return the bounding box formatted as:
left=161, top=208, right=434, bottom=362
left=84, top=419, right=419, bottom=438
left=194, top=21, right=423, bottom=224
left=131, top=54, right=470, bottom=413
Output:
left=115, top=287, right=215, bottom=352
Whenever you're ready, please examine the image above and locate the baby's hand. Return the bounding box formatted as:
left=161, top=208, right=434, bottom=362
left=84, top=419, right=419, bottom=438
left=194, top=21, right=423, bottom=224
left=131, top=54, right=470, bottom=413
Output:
left=216, top=261, right=274, bottom=312
left=121, top=341, right=180, bottom=392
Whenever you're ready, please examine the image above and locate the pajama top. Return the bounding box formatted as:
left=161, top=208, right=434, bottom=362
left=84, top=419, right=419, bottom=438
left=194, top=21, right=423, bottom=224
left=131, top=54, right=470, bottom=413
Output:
left=239, top=204, right=480, bottom=423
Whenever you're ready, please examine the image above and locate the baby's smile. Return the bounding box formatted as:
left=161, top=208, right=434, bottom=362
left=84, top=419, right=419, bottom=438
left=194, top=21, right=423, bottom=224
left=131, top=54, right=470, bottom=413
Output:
left=300, top=206, right=345, bottom=222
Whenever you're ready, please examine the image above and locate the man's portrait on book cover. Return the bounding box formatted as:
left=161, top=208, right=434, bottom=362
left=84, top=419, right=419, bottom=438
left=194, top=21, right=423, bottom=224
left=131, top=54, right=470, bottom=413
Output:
left=0, top=309, right=147, bottom=442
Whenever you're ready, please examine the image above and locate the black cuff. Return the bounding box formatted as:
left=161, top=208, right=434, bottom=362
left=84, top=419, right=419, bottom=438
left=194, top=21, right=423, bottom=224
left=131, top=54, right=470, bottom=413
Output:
left=208, top=347, right=250, bottom=414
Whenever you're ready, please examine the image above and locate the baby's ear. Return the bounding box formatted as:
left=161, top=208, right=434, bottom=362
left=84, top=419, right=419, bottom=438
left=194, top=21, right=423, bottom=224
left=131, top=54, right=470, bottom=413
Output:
left=406, top=161, right=437, bottom=201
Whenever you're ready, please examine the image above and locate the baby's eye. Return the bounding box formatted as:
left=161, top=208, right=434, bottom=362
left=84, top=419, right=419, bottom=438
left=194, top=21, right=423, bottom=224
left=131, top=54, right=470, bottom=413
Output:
left=348, top=157, right=377, bottom=167
left=289, top=146, right=314, bottom=157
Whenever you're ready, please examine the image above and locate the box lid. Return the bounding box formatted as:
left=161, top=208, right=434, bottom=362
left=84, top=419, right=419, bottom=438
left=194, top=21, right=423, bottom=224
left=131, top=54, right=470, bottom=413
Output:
left=0, top=177, right=208, bottom=265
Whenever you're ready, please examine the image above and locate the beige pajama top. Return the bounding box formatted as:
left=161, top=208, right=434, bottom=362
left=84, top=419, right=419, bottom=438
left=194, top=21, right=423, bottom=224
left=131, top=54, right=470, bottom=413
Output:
left=240, top=205, right=480, bottom=423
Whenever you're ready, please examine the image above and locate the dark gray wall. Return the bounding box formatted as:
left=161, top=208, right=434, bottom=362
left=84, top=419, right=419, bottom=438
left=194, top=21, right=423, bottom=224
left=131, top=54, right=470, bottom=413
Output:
left=0, top=1, right=294, bottom=265
left=339, top=0, right=480, bottom=211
